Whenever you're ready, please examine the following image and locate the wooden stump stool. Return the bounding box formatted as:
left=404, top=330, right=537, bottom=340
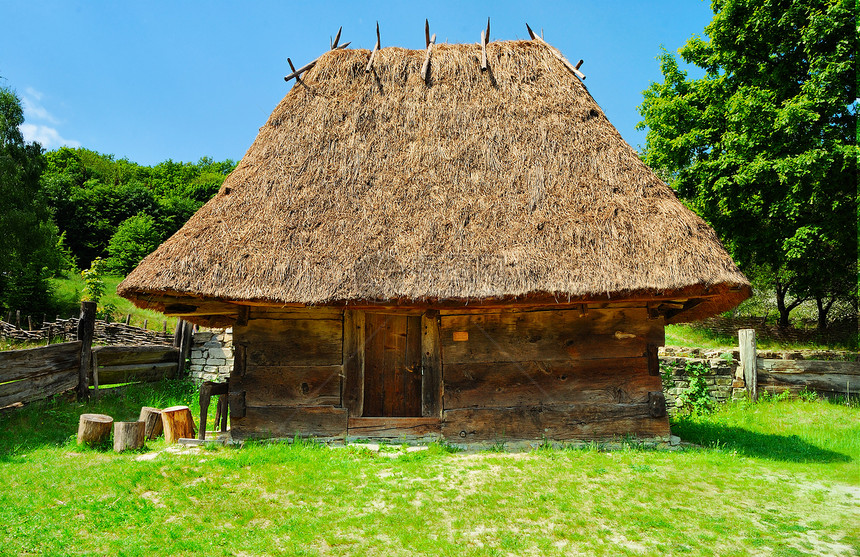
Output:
left=113, top=421, right=146, bottom=452
left=77, top=414, right=113, bottom=445
left=138, top=407, right=163, bottom=440
left=161, top=405, right=196, bottom=444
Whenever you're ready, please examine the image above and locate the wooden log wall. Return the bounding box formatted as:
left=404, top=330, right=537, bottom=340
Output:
left=229, top=307, right=347, bottom=440
left=438, top=307, right=669, bottom=442
left=0, top=342, right=82, bottom=409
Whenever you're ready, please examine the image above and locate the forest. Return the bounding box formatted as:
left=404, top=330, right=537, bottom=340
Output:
left=0, top=88, right=234, bottom=315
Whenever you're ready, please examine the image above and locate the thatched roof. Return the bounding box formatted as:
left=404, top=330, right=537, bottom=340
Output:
left=119, top=40, right=749, bottom=322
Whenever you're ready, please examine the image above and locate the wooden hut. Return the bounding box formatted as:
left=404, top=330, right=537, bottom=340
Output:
left=118, top=39, right=750, bottom=444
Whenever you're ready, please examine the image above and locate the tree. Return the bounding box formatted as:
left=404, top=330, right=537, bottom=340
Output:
left=104, top=213, right=164, bottom=274
left=0, top=84, right=67, bottom=313
left=637, top=0, right=857, bottom=329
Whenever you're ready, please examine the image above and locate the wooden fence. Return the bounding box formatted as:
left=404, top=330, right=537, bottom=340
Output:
left=91, top=346, right=180, bottom=396
left=0, top=302, right=195, bottom=409
left=738, top=329, right=859, bottom=400
left=0, top=342, right=82, bottom=409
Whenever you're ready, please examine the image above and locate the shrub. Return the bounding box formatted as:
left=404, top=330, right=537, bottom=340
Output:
left=104, top=213, right=163, bottom=274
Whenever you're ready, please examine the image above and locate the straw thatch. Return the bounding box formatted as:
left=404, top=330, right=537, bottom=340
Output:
left=119, top=40, right=749, bottom=321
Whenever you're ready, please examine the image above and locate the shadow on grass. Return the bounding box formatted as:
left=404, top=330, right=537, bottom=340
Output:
left=672, top=419, right=852, bottom=463
left=0, top=378, right=198, bottom=459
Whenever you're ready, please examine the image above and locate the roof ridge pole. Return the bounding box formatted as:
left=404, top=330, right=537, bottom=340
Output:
left=365, top=21, right=380, bottom=73
left=525, top=23, right=586, bottom=80
left=421, top=20, right=436, bottom=83
left=480, top=17, right=490, bottom=71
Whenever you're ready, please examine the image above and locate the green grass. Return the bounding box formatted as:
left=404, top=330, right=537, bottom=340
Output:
left=0, top=382, right=857, bottom=556
left=665, top=323, right=851, bottom=351
left=49, top=271, right=178, bottom=332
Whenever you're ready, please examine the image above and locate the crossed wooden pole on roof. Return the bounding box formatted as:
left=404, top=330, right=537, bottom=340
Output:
left=284, top=20, right=586, bottom=84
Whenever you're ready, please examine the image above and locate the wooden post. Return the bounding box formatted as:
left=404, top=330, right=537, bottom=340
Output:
left=173, top=319, right=183, bottom=347
left=162, top=406, right=196, bottom=443
left=91, top=349, right=100, bottom=399
left=421, top=310, right=441, bottom=418
left=176, top=321, right=193, bottom=377
left=739, top=329, right=757, bottom=401
left=46, top=325, right=53, bottom=345
left=77, top=301, right=97, bottom=401
left=27, top=315, right=33, bottom=331
left=124, top=314, right=131, bottom=325
left=16, top=310, right=20, bottom=329
left=162, top=320, right=168, bottom=333
left=343, top=309, right=365, bottom=417
left=113, top=421, right=146, bottom=452
left=77, top=413, right=113, bottom=445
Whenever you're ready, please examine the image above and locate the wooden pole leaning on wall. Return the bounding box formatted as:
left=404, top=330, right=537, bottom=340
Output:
left=76, top=301, right=96, bottom=401
left=739, top=329, right=757, bottom=401
left=481, top=18, right=490, bottom=71
left=366, top=21, right=380, bottom=73
left=284, top=28, right=351, bottom=83
left=525, top=23, right=586, bottom=80
left=421, top=21, right=436, bottom=83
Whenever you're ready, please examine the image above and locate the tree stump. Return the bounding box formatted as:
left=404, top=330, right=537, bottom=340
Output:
left=77, top=413, right=113, bottom=445
left=138, top=407, right=163, bottom=440
left=113, top=421, right=146, bottom=452
left=161, top=405, right=196, bottom=444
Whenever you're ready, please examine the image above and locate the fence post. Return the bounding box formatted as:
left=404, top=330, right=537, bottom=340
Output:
left=739, top=328, right=757, bottom=401
left=77, top=301, right=97, bottom=401
left=177, top=321, right=193, bottom=377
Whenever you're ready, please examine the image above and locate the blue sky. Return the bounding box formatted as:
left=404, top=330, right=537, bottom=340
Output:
left=1, top=1, right=714, bottom=166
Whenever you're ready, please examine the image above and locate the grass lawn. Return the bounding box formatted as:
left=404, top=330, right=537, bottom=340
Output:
left=0, top=382, right=857, bottom=556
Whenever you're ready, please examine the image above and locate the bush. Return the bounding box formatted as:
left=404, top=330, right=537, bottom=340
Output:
left=104, top=213, right=163, bottom=274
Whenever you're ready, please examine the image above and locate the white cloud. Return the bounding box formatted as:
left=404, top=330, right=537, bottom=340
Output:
left=20, top=123, right=81, bottom=149
left=17, top=87, right=80, bottom=149
left=21, top=89, right=59, bottom=124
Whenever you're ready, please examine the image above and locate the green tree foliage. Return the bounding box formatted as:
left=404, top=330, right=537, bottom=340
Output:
left=637, top=0, right=857, bottom=329
left=105, top=213, right=163, bottom=274
left=41, top=147, right=235, bottom=270
left=0, top=85, right=68, bottom=313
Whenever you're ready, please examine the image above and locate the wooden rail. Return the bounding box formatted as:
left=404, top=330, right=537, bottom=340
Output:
left=0, top=341, right=82, bottom=409
left=91, top=345, right=180, bottom=397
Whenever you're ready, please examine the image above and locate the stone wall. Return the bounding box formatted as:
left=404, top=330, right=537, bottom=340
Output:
left=658, top=348, right=743, bottom=412
left=189, top=329, right=233, bottom=383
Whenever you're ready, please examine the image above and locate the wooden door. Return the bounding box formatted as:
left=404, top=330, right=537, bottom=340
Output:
left=363, top=313, right=422, bottom=417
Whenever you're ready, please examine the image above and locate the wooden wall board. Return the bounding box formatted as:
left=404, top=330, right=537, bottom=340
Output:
left=234, top=365, right=342, bottom=407
left=421, top=310, right=442, bottom=417
left=440, top=309, right=662, bottom=364
left=442, top=404, right=670, bottom=442
left=443, top=358, right=659, bottom=409
left=236, top=318, right=342, bottom=367
left=250, top=307, right=344, bottom=320
left=230, top=406, right=348, bottom=440
left=342, top=309, right=365, bottom=416
left=347, top=417, right=440, bottom=438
